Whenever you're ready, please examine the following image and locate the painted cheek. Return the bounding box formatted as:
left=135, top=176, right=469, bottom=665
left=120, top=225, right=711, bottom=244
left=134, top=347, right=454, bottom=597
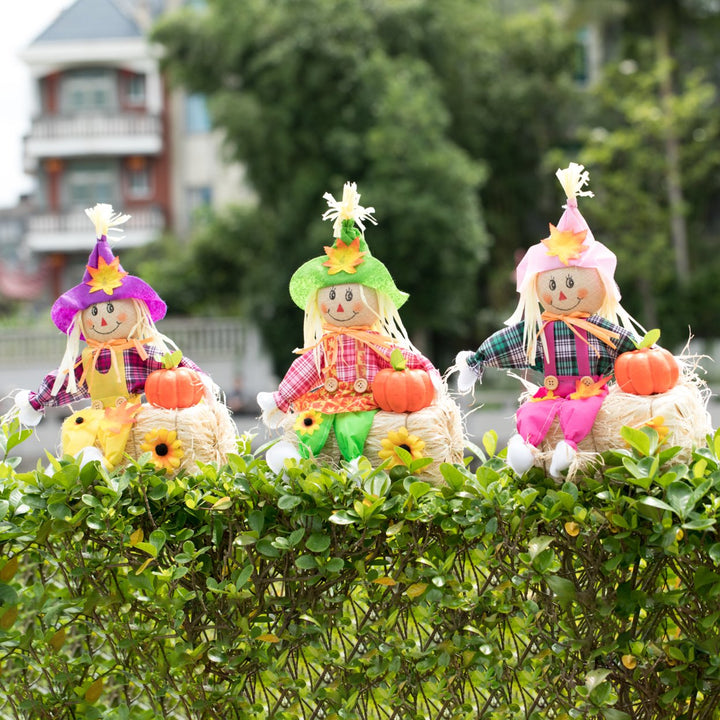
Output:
left=542, top=293, right=553, bottom=306
left=577, top=288, right=588, bottom=299
left=320, top=303, right=328, bottom=314
left=117, top=312, right=128, bottom=322
left=352, top=302, right=363, bottom=313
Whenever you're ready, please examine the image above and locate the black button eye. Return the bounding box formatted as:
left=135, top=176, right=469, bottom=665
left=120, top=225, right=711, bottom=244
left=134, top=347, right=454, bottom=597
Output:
left=75, top=416, right=84, bottom=424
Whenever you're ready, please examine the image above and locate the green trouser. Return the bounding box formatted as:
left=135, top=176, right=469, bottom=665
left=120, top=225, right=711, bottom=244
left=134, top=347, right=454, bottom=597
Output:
left=296, top=410, right=377, bottom=461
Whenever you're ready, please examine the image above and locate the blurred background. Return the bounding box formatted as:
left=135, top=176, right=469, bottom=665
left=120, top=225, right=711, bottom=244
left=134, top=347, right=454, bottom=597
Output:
left=1, top=0, right=720, bottom=467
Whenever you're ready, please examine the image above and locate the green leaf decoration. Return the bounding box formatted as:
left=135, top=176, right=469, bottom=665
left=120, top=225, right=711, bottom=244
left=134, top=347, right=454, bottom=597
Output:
left=161, top=350, right=184, bottom=369
left=389, top=348, right=406, bottom=371
left=637, top=328, right=661, bottom=349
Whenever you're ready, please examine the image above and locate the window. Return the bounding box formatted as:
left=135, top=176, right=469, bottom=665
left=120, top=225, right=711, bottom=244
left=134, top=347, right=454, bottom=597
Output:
left=185, top=94, right=211, bottom=133
left=127, top=167, right=151, bottom=199
left=61, top=69, right=117, bottom=113
left=65, top=160, right=117, bottom=208
left=125, top=74, right=146, bottom=107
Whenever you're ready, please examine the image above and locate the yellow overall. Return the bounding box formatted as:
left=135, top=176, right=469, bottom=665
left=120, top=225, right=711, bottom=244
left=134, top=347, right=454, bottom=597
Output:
left=61, top=346, right=141, bottom=468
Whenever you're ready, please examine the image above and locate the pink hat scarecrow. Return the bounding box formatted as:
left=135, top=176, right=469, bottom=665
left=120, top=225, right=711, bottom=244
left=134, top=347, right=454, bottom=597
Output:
left=455, top=163, right=644, bottom=478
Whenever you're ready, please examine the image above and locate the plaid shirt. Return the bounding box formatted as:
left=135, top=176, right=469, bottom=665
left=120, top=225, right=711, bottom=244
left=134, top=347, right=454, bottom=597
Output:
left=467, top=316, right=638, bottom=380
left=28, top=345, right=203, bottom=411
left=274, top=333, right=437, bottom=413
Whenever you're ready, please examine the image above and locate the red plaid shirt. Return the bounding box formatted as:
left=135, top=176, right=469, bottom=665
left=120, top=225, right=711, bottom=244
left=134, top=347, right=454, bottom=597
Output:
left=28, top=345, right=203, bottom=411
left=273, top=332, right=437, bottom=412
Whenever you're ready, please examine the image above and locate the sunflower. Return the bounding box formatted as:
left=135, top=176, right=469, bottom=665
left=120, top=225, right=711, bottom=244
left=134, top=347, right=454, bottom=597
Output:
left=141, top=428, right=184, bottom=471
left=293, top=409, right=325, bottom=436
left=378, top=426, right=426, bottom=468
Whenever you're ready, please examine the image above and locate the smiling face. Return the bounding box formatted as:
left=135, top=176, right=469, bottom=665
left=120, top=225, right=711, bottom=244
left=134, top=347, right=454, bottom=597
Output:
left=318, top=283, right=379, bottom=327
left=82, top=298, right=138, bottom=341
left=537, top=266, right=605, bottom=315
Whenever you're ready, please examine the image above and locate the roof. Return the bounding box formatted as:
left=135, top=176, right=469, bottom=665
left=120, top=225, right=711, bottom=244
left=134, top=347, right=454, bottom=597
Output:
left=30, top=0, right=154, bottom=44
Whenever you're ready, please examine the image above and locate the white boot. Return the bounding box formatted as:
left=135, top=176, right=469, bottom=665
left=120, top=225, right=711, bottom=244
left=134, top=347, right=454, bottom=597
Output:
left=549, top=440, right=577, bottom=479
left=265, top=440, right=301, bottom=474
left=75, top=446, right=108, bottom=468
left=506, top=434, right=536, bottom=475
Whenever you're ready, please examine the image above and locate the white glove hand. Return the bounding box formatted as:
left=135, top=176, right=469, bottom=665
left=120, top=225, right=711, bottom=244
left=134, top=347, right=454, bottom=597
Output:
left=454, top=350, right=478, bottom=393
left=256, top=391, right=286, bottom=429
left=15, top=390, right=44, bottom=427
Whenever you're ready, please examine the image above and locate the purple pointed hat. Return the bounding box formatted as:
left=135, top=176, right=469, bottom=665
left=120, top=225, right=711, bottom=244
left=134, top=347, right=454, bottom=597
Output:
left=50, top=204, right=166, bottom=334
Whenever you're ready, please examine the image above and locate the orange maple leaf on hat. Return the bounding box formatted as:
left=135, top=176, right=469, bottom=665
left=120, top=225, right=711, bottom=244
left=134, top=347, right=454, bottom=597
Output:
left=86, top=255, right=128, bottom=294
left=542, top=223, right=588, bottom=265
left=322, top=236, right=366, bottom=275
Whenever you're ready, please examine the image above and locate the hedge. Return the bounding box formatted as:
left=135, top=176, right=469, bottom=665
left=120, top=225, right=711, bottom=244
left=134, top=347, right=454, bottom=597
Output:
left=1, top=419, right=719, bottom=719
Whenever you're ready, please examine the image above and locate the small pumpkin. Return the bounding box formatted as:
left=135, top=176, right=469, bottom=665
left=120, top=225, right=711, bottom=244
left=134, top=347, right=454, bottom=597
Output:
left=614, top=329, right=679, bottom=396
left=145, top=350, right=205, bottom=409
left=372, top=348, right=435, bottom=413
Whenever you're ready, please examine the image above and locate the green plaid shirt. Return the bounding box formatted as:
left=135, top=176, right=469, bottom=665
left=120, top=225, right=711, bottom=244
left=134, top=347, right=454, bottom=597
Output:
left=467, top=316, right=638, bottom=379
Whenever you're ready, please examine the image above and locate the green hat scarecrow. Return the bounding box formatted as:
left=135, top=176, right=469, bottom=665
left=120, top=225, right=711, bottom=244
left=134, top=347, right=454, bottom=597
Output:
left=289, top=182, right=408, bottom=310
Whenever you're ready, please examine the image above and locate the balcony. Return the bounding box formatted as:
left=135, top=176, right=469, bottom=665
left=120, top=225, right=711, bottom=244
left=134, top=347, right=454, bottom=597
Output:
left=25, top=206, right=165, bottom=252
left=24, top=113, right=163, bottom=170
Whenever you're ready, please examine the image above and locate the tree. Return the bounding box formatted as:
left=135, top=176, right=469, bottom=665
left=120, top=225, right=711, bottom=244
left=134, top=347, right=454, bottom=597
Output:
left=149, top=0, right=581, bottom=371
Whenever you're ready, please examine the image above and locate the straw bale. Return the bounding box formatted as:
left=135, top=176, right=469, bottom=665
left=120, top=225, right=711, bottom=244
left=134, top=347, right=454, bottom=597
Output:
left=278, top=392, right=465, bottom=482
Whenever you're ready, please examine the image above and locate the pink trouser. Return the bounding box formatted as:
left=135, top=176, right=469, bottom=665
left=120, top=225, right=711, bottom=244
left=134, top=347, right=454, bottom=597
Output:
left=516, top=377, right=608, bottom=447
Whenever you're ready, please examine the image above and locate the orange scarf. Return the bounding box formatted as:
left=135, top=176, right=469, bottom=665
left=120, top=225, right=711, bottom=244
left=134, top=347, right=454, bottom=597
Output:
left=295, top=325, right=396, bottom=357
left=540, top=311, right=619, bottom=356
left=78, top=337, right=153, bottom=388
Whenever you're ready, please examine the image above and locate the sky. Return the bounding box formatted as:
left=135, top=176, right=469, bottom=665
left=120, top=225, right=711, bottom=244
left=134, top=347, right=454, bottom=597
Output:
left=0, top=0, right=73, bottom=209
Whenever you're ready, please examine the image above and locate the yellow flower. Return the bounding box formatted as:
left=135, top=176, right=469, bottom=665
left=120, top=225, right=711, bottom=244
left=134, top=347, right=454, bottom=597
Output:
left=639, top=416, right=670, bottom=445
left=542, top=223, right=588, bottom=265
left=378, top=426, right=426, bottom=468
left=86, top=255, right=128, bottom=295
left=293, top=409, right=324, bottom=436
left=141, top=428, right=184, bottom=471
left=322, top=236, right=366, bottom=275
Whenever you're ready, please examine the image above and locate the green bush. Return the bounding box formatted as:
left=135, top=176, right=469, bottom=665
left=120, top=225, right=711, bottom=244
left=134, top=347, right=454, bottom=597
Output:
left=1, top=421, right=719, bottom=719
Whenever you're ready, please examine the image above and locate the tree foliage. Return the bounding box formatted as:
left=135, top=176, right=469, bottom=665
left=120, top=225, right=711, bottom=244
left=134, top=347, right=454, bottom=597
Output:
left=149, top=0, right=581, bottom=371
left=2, top=418, right=720, bottom=718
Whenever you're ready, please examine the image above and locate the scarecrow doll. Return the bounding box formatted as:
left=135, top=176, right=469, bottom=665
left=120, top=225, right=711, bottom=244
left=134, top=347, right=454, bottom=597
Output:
left=13, top=203, right=213, bottom=468
left=455, top=163, right=646, bottom=478
left=257, top=182, right=439, bottom=470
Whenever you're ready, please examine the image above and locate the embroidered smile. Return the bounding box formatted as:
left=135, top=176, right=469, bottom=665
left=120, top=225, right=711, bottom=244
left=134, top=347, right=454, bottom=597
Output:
left=91, top=321, right=122, bottom=335
left=328, top=310, right=358, bottom=322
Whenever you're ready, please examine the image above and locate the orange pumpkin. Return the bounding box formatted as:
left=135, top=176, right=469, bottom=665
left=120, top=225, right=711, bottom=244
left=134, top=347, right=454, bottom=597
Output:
left=372, top=349, right=435, bottom=413
left=145, top=351, right=205, bottom=409
left=614, top=346, right=679, bottom=396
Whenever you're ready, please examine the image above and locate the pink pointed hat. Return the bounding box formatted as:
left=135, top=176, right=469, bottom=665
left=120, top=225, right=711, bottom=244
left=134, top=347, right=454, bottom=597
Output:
left=51, top=204, right=166, bottom=334
left=515, top=163, right=620, bottom=301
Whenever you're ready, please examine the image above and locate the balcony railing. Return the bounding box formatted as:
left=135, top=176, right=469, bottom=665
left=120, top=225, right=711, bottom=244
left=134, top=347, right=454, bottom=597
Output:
left=26, top=207, right=165, bottom=251
left=24, top=113, right=163, bottom=162
left=28, top=113, right=162, bottom=141
left=28, top=207, right=164, bottom=235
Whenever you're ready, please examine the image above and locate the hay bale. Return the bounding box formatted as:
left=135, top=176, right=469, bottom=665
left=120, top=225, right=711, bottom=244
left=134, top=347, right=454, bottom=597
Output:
left=125, top=402, right=238, bottom=475
left=527, top=362, right=712, bottom=476
left=278, top=392, right=465, bottom=481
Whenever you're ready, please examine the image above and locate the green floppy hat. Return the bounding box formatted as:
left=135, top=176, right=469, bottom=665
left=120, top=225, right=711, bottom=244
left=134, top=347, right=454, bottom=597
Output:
left=289, top=183, right=408, bottom=310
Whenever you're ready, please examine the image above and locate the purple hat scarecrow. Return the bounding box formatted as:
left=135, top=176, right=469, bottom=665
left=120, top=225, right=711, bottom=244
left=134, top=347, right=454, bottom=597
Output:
left=50, top=203, right=166, bottom=334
